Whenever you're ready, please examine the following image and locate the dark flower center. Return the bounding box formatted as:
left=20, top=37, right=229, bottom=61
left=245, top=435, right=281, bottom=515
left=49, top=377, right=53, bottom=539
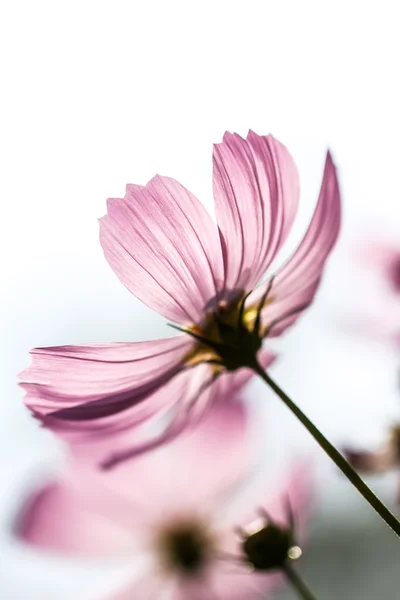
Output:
left=182, top=289, right=274, bottom=373
left=158, top=520, right=213, bottom=575
left=242, top=523, right=298, bottom=571
left=389, top=256, right=400, bottom=293
left=175, top=278, right=308, bottom=375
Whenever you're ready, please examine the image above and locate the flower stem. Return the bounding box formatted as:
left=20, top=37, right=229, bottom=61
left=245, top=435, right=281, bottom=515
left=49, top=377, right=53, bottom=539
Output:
left=284, top=564, right=318, bottom=600
left=252, top=361, right=400, bottom=538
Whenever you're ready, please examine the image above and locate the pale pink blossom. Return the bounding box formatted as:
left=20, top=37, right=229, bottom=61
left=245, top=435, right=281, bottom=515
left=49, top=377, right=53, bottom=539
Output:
left=20, top=131, right=340, bottom=466
left=15, top=398, right=309, bottom=600
left=342, top=240, right=400, bottom=503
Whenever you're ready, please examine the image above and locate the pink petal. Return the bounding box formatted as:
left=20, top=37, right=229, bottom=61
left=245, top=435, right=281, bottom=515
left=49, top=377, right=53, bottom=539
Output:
left=213, top=131, right=299, bottom=293
left=20, top=336, right=189, bottom=428
left=262, top=460, right=313, bottom=537
left=100, top=176, right=224, bottom=324
left=98, top=364, right=217, bottom=469
left=77, top=363, right=268, bottom=524
left=233, top=459, right=313, bottom=548
left=189, top=564, right=280, bottom=600
left=142, top=375, right=253, bottom=510
left=98, top=351, right=274, bottom=473
left=121, top=567, right=276, bottom=600
left=33, top=370, right=210, bottom=476
left=15, top=362, right=264, bottom=557
left=15, top=478, right=137, bottom=556
left=104, top=571, right=178, bottom=600
left=110, top=557, right=276, bottom=600
left=252, top=151, right=341, bottom=336
left=355, top=239, right=400, bottom=290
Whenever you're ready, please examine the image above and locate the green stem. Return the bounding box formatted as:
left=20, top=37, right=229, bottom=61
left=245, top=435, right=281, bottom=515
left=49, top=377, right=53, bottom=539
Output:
left=252, top=360, right=400, bottom=538
left=284, top=564, right=318, bottom=600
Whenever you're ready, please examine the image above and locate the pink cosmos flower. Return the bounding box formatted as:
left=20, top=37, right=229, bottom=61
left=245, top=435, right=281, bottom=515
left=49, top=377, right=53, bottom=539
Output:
left=15, top=396, right=309, bottom=600
left=20, top=131, right=340, bottom=467
left=342, top=240, right=400, bottom=504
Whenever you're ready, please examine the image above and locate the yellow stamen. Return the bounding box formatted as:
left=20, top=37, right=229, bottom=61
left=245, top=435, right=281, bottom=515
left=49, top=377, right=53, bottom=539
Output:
left=183, top=292, right=274, bottom=371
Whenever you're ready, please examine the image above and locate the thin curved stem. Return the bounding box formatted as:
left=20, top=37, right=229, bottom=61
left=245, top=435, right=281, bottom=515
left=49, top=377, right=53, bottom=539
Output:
left=284, top=564, right=318, bottom=600
left=252, top=360, right=400, bottom=538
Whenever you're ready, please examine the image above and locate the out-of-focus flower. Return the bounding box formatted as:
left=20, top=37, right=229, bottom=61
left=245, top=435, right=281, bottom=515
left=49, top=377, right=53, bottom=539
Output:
left=15, top=397, right=309, bottom=600
left=20, top=131, right=340, bottom=466
left=341, top=239, right=400, bottom=343
left=345, top=425, right=400, bottom=504
left=362, top=241, right=400, bottom=294
left=341, top=239, right=400, bottom=505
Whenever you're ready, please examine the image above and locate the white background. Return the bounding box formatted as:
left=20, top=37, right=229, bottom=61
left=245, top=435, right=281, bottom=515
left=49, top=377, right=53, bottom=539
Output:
left=1, top=1, right=400, bottom=598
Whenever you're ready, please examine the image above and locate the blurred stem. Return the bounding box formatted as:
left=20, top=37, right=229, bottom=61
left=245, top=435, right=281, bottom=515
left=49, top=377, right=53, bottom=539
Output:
left=284, top=564, right=318, bottom=600
left=252, top=360, right=400, bottom=538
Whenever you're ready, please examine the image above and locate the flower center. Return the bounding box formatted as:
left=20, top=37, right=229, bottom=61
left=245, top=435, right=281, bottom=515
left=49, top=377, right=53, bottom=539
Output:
left=242, top=522, right=300, bottom=571
left=182, top=289, right=273, bottom=373
left=389, top=256, right=400, bottom=293
left=157, top=519, right=214, bottom=575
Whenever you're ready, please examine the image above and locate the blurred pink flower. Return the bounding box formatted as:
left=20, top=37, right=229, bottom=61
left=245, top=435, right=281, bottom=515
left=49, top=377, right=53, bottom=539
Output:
left=342, top=239, right=400, bottom=343
left=342, top=240, right=400, bottom=504
left=15, top=397, right=309, bottom=600
left=362, top=241, right=400, bottom=294
left=20, top=131, right=340, bottom=466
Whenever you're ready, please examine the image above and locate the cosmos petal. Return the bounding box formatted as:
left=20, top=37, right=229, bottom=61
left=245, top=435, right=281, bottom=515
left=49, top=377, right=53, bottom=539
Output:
left=98, top=365, right=216, bottom=470
left=273, top=151, right=340, bottom=293
left=20, top=336, right=189, bottom=420
left=97, top=349, right=275, bottom=473
left=15, top=367, right=262, bottom=553
left=213, top=131, right=299, bottom=292
left=196, top=563, right=280, bottom=600
left=251, top=151, right=341, bottom=335
left=46, top=368, right=202, bottom=467
left=15, top=478, right=137, bottom=556
left=104, top=572, right=178, bottom=600
left=100, top=175, right=224, bottom=324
